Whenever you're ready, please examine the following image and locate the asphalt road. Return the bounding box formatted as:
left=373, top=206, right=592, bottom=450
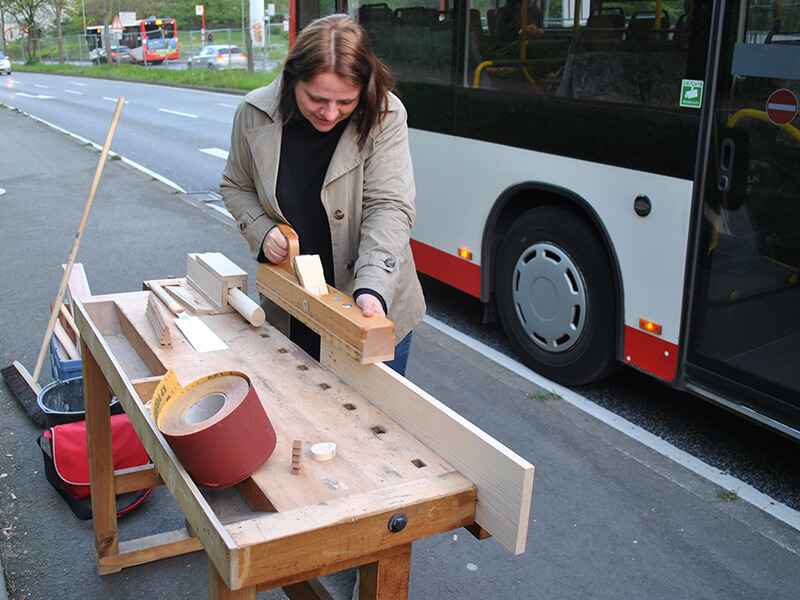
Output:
left=1, top=71, right=798, bottom=520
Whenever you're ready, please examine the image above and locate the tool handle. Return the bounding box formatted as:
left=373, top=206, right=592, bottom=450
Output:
left=32, top=98, right=126, bottom=383
left=149, top=282, right=185, bottom=316
left=275, top=224, right=300, bottom=274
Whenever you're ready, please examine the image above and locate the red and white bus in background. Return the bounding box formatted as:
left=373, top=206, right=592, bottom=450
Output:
left=291, top=0, right=800, bottom=437
left=121, top=17, right=180, bottom=64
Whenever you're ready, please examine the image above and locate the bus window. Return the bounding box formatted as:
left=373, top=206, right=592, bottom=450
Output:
left=351, top=1, right=455, bottom=84
left=470, top=0, right=700, bottom=110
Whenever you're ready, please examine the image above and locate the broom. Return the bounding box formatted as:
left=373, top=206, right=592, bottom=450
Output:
left=2, top=98, right=125, bottom=426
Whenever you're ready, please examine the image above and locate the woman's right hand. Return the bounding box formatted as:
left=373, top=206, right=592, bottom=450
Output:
left=263, top=226, right=289, bottom=264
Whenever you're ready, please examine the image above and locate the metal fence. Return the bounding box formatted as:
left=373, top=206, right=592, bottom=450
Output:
left=1, top=24, right=288, bottom=70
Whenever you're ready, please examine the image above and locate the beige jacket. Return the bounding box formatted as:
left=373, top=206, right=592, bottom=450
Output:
left=220, top=79, right=425, bottom=343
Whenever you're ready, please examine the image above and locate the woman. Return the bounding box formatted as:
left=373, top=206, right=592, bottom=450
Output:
left=221, top=14, right=425, bottom=376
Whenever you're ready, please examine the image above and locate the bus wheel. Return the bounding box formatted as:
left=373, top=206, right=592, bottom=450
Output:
left=495, top=206, right=617, bottom=386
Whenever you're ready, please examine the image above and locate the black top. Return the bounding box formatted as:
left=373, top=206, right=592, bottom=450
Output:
left=275, top=111, right=349, bottom=286
left=256, top=109, right=388, bottom=359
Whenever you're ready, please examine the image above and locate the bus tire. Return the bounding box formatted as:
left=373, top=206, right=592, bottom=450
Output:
left=495, top=206, right=617, bottom=386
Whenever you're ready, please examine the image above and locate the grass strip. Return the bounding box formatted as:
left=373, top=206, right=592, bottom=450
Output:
left=15, top=63, right=278, bottom=93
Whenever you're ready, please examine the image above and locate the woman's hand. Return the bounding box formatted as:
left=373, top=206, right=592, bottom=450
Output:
left=263, top=226, right=289, bottom=264
left=356, top=293, right=386, bottom=318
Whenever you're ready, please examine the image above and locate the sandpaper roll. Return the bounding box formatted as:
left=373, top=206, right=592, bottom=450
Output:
left=153, top=371, right=276, bottom=488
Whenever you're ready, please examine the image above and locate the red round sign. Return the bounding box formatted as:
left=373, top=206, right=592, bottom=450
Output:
left=766, top=89, right=798, bottom=126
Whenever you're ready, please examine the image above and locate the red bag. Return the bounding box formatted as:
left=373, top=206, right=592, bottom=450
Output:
left=38, top=414, right=152, bottom=520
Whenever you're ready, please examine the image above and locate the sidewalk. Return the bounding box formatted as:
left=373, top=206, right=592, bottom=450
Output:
left=1, top=106, right=799, bottom=600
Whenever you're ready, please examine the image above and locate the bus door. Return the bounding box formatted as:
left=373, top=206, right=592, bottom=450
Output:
left=686, top=0, right=800, bottom=427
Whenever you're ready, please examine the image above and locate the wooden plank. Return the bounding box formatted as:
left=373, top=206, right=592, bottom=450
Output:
left=82, top=339, right=119, bottom=567
left=54, top=321, right=80, bottom=360
left=320, top=339, right=534, bottom=555
left=359, top=543, right=411, bottom=600
left=257, top=264, right=395, bottom=364
left=98, top=528, right=203, bottom=573
left=115, top=463, right=162, bottom=494
left=63, top=262, right=92, bottom=303
left=146, top=293, right=172, bottom=348
left=210, top=559, right=257, bottom=600
left=227, top=472, right=475, bottom=589
left=75, top=300, right=238, bottom=585
left=58, top=303, right=80, bottom=344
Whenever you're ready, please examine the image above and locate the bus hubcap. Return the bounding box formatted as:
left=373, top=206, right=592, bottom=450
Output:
left=512, top=242, right=587, bottom=353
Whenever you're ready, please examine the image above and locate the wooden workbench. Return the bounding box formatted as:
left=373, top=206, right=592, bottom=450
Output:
left=75, top=288, right=534, bottom=599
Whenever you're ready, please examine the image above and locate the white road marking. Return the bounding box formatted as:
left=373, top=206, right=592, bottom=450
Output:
left=217, top=103, right=237, bottom=108
left=16, top=92, right=55, bottom=99
left=119, top=156, right=187, bottom=193
left=64, top=89, right=83, bottom=95
left=200, top=147, right=229, bottom=160
left=69, top=82, right=88, bottom=87
left=34, top=84, right=49, bottom=89
left=103, top=97, right=128, bottom=104
left=158, top=108, right=198, bottom=119
left=422, top=315, right=800, bottom=537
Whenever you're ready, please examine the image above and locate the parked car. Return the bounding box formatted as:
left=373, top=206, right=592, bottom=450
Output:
left=0, top=52, right=11, bottom=75
left=90, top=46, right=132, bottom=65
left=188, top=45, right=247, bottom=70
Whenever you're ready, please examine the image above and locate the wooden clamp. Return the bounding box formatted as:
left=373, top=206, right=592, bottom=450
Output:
left=257, top=225, right=396, bottom=364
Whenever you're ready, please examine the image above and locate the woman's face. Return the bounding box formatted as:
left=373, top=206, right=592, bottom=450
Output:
left=295, top=71, right=361, bottom=132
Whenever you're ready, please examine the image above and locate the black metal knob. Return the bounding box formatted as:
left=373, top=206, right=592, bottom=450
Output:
left=634, top=195, right=652, bottom=217
left=388, top=513, right=407, bottom=533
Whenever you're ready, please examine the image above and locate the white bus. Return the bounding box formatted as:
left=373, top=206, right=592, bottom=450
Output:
left=291, top=0, right=800, bottom=437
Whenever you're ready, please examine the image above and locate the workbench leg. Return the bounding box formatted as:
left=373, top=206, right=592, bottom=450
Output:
left=359, top=544, right=412, bottom=600
left=209, top=559, right=256, bottom=600
left=83, top=339, right=120, bottom=573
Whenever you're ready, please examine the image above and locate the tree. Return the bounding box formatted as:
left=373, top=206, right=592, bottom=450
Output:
left=0, top=0, right=8, bottom=54
left=7, top=0, right=50, bottom=62
left=48, top=0, right=68, bottom=62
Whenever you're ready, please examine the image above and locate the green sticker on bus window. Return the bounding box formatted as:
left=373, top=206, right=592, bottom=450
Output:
left=680, top=80, right=704, bottom=109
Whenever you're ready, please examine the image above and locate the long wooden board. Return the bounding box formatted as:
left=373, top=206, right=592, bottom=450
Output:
left=320, top=338, right=534, bottom=555
left=256, top=264, right=395, bottom=364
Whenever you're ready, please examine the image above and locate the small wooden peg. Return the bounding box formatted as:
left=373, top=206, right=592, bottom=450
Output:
left=291, top=440, right=302, bottom=475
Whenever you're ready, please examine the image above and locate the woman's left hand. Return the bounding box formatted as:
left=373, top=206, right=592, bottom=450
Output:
left=356, top=293, right=386, bottom=318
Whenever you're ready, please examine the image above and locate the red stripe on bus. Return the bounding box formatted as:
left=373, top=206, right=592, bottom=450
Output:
left=410, top=239, right=481, bottom=298
left=623, top=326, right=679, bottom=382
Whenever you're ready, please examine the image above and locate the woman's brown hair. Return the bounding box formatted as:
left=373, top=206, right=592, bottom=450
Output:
left=279, top=14, right=395, bottom=148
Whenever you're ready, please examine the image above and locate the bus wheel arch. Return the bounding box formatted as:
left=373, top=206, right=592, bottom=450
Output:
left=482, top=184, right=625, bottom=385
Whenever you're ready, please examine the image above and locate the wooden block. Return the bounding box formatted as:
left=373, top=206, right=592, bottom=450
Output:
left=146, top=293, right=172, bottom=348
left=187, top=253, right=247, bottom=309
left=145, top=281, right=184, bottom=316
left=256, top=265, right=395, bottom=364
left=196, top=252, right=247, bottom=280
left=291, top=440, right=302, bottom=475
left=293, top=255, right=329, bottom=296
